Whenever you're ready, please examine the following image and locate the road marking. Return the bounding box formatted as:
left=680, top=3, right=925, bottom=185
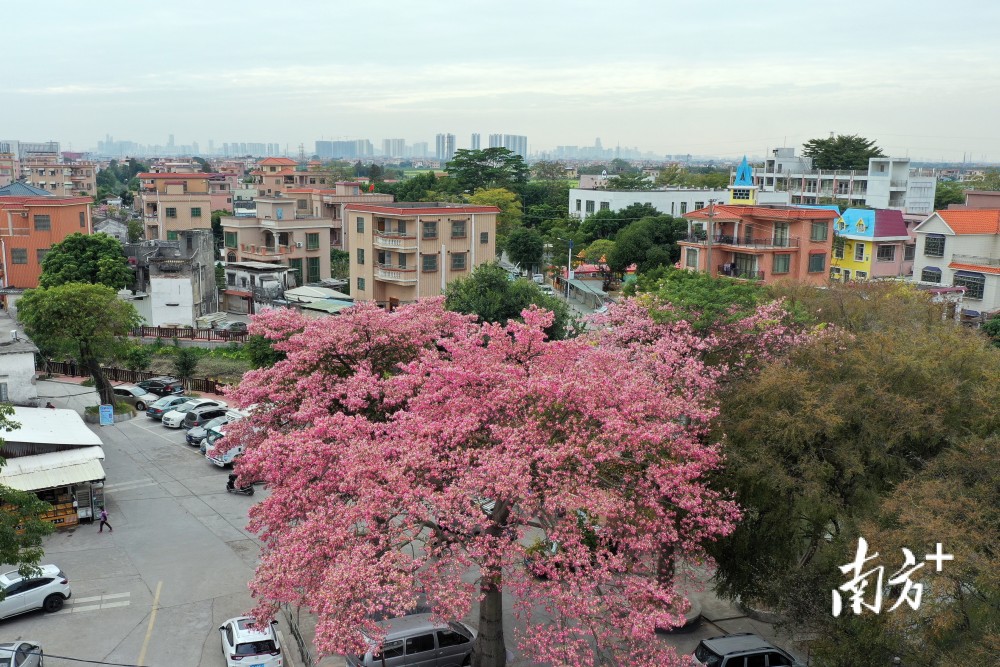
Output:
left=104, top=479, right=158, bottom=492
left=137, top=581, right=162, bottom=666
left=123, top=420, right=184, bottom=444
left=69, top=592, right=132, bottom=604
left=51, top=591, right=133, bottom=616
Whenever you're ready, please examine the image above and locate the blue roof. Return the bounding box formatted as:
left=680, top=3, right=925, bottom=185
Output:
left=0, top=181, right=53, bottom=197
left=838, top=209, right=876, bottom=238
left=733, top=156, right=754, bottom=187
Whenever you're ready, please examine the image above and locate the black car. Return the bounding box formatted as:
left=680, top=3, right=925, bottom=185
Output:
left=137, top=376, right=184, bottom=396
left=217, top=321, right=248, bottom=338
left=187, top=414, right=236, bottom=446
left=183, top=404, right=230, bottom=430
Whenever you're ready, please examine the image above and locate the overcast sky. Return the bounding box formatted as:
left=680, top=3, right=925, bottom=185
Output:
left=5, top=1, right=1000, bottom=161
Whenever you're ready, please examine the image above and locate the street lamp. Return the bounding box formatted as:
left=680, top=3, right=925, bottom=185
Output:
left=557, top=237, right=573, bottom=300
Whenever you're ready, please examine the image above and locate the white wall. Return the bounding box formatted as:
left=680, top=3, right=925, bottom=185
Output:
left=0, top=351, right=38, bottom=406
left=149, top=277, right=195, bottom=326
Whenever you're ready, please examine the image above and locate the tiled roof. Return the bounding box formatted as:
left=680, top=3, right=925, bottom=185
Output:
left=936, top=209, right=1000, bottom=235
left=685, top=204, right=838, bottom=221
left=344, top=203, right=500, bottom=215
left=138, top=172, right=216, bottom=180
left=258, top=158, right=298, bottom=166
left=873, top=209, right=909, bottom=238
left=948, top=262, right=1000, bottom=275
left=0, top=182, right=53, bottom=197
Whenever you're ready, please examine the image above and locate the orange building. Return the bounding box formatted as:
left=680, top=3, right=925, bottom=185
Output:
left=0, top=183, right=93, bottom=289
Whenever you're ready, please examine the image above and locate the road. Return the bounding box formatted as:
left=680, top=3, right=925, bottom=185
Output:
left=2, top=412, right=269, bottom=667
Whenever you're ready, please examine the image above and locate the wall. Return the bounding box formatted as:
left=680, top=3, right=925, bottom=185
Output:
left=0, top=351, right=39, bottom=406
left=149, top=276, right=195, bottom=326
left=0, top=198, right=92, bottom=288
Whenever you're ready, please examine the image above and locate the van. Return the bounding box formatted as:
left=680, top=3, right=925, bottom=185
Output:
left=346, top=614, right=476, bottom=667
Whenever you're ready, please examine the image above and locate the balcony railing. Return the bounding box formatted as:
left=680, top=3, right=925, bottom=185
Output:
left=240, top=243, right=291, bottom=258
left=718, top=265, right=765, bottom=280
left=952, top=253, right=1000, bottom=268
left=374, top=230, right=418, bottom=251
left=375, top=264, right=417, bottom=283
left=684, top=234, right=800, bottom=249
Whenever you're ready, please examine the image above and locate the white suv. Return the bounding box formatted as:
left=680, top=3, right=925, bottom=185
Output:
left=162, top=398, right=227, bottom=428
left=219, top=616, right=282, bottom=667
left=0, top=564, right=72, bottom=619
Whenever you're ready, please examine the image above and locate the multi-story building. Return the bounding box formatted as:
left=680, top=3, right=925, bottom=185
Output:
left=19, top=158, right=97, bottom=198
left=0, top=141, right=60, bottom=160
left=345, top=202, right=499, bottom=307
left=221, top=197, right=331, bottom=286
left=283, top=183, right=392, bottom=250
left=471, top=133, right=481, bottom=151
left=911, top=209, right=1000, bottom=315
left=830, top=208, right=915, bottom=282
left=137, top=173, right=213, bottom=240
left=501, top=134, right=527, bottom=159
left=250, top=157, right=336, bottom=197
left=0, top=154, right=18, bottom=188
left=382, top=139, right=405, bottom=157
left=435, top=134, right=456, bottom=162
left=676, top=160, right=837, bottom=286
left=756, top=147, right=936, bottom=216
left=0, top=183, right=93, bottom=289
left=220, top=261, right=294, bottom=315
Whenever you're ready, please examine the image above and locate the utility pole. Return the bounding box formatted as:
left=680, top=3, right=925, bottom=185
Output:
left=706, top=199, right=717, bottom=276
left=566, top=238, right=574, bottom=299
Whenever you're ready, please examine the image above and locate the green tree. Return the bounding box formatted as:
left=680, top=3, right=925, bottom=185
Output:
left=119, top=342, right=153, bottom=371
left=126, top=219, right=143, bottom=243
left=934, top=180, right=966, bottom=209
left=802, top=133, right=885, bottom=170
left=39, top=233, right=133, bottom=290
left=215, top=262, right=225, bottom=286
left=530, top=160, right=567, bottom=180
left=504, top=227, right=544, bottom=272
left=172, top=346, right=200, bottom=390
left=444, top=262, right=575, bottom=340
left=967, top=168, right=1000, bottom=191
left=446, top=148, right=529, bottom=193
left=606, top=215, right=686, bottom=274
left=390, top=171, right=439, bottom=202
left=654, top=164, right=686, bottom=186
left=579, top=202, right=661, bottom=242
left=244, top=334, right=286, bottom=369
left=581, top=239, right=616, bottom=264
left=18, top=283, right=143, bottom=406
left=606, top=172, right=653, bottom=191
left=329, top=249, right=349, bottom=280
left=210, top=210, right=228, bottom=248
left=193, top=156, right=213, bottom=173
left=467, top=188, right=523, bottom=245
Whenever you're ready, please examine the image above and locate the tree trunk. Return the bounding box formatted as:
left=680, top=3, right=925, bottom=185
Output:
left=80, top=343, right=114, bottom=406
left=472, top=576, right=506, bottom=667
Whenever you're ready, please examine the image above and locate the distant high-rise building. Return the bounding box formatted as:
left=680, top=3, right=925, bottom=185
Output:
left=435, top=134, right=456, bottom=162
left=502, top=134, right=528, bottom=159
left=411, top=142, right=429, bottom=158
left=382, top=138, right=405, bottom=157
left=488, top=134, right=503, bottom=149
left=168, top=134, right=175, bottom=148
left=471, top=133, right=481, bottom=151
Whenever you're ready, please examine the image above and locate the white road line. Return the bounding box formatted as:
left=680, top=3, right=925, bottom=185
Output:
left=101, top=601, right=131, bottom=609
left=104, top=480, right=159, bottom=492
left=68, top=592, right=131, bottom=605
left=123, top=420, right=184, bottom=443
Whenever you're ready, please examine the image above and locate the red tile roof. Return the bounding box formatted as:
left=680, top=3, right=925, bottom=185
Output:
left=138, top=172, right=217, bottom=179
left=258, top=158, right=298, bottom=166
left=684, top=204, right=838, bottom=221
left=948, top=262, right=1000, bottom=275
left=936, top=209, right=1000, bottom=235
left=344, top=203, right=500, bottom=215
left=873, top=209, right=909, bottom=238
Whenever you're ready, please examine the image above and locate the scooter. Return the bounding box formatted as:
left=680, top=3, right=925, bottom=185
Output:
left=226, top=475, right=254, bottom=496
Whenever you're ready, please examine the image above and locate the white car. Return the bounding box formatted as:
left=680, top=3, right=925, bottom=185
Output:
left=219, top=616, right=282, bottom=667
left=161, top=398, right=227, bottom=428
left=0, top=564, right=71, bottom=619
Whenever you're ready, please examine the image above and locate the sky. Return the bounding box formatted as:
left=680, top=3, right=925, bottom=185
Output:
left=5, top=0, right=1000, bottom=162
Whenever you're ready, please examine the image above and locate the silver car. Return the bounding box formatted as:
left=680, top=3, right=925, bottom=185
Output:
left=0, top=641, right=43, bottom=667
left=347, top=614, right=476, bottom=667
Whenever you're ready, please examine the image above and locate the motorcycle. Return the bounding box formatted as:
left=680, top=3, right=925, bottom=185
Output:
left=226, top=474, right=254, bottom=496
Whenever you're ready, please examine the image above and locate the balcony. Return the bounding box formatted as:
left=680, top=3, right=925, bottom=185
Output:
left=374, top=230, right=418, bottom=252
left=952, top=254, right=1000, bottom=268
left=375, top=264, right=417, bottom=284
left=718, top=265, right=765, bottom=280
left=240, top=243, right=291, bottom=260
left=890, top=180, right=908, bottom=189
left=684, top=234, right=800, bottom=249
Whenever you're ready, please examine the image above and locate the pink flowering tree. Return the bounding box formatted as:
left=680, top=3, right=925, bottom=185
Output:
left=219, top=298, right=740, bottom=667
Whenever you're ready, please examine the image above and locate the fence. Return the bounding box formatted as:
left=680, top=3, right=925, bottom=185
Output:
left=130, top=326, right=249, bottom=343
left=39, top=360, right=227, bottom=395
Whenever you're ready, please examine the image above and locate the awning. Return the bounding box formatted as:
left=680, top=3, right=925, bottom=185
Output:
left=0, top=446, right=106, bottom=492
left=223, top=289, right=251, bottom=297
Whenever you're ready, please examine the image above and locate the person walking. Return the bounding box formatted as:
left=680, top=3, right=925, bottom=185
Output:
left=98, top=507, right=113, bottom=533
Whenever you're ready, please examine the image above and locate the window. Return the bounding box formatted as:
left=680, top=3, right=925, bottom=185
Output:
left=297, top=199, right=308, bottom=210
left=37, top=248, right=49, bottom=264
left=0, top=382, right=7, bottom=402
left=680, top=202, right=688, bottom=214
left=33, top=214, right=51, bottom=231
left=356, top=216, right=365, bottom=233
left=695, top=201, right=705, bottom=210
left=227, top=273, right=236, bottom=286
left=307, top=256, right=321, bottom=283
left=191, top=207, right=202, bottom=218
left=599, top=201, right=610, bottom=211
left=437, top=629, right=470, bottom=648
left=953, top=272, right=986, bottom=299
left=357, top=277, right=365, bottom=291
left=745, top=655, right=767, bottom=667
left=79, top=211, right=86, bottom=227
left=166, top=207, right=177, bottom=218
left=306, top=233, right=320, bottom=250
left=585, top=200, right=595, bottom=213
left=766, top=651, right=793, bottom=666
left=856, top=271, right=868, bottom=280
left=288, top=258, right=303, bottom=279
left=167, top=231, right=178, bottom=241
left=808, top=253, right=826, bottom=273
left=810, top=222, right=829, bottom=242
left=451, top=221, right=467, bottom=238
left=422, top=221, right=438, bottom=239
left=685, top=248, right=698, bottom=269
left=422, top=254, right=438, bottom=272
left=924, top=235, right=945, bottom=257
left=575, top=199, right=581, bottom=212
left=451, top=252, right=467, bottom=271
left=732, top=188, right=751, bottom=199
left=920, top=267, right=942, bottom=283
left=856, top=221, right=866, bottom=232
left=356, top=248, right=365, bottom=265
left=11, top=249, right=27, bottom=264
left=480, top=231, right=489, bottom=244
left=876, top=245, right=896, bottom=262
left=405, top=634, right=436, bottom=655
left=854, top=242, right=865, bottom=262
left=904, top=244, right=915, bottom=261
left=833, top=243, right=844, bottom=259
left=376, top=640, right=404, bottom=660
left=773, top=254, right=791, bottom=274
left=225, top=232, right=238, bottom=248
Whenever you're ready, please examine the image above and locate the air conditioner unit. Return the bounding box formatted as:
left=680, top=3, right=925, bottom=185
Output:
left=295, top=242, right=303, bottom=248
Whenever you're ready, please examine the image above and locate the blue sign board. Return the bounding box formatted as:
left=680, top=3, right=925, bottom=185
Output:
left=98, top=404, right=114, bottom=426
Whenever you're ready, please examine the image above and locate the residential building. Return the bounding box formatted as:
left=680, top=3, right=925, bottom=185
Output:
left=345, top=202, right=499, bottom=307
left=471, top=133, right=481, bottom=151
left=382, top=139, right=405, bottom=157
left=757, top=147, right=936, bottom=216
left=19, top=157, right=97, bottom=198
left=830, top=208, right=915, bottom=282
left=435, top=134, right=456, bottom=162
left=956, top=190, right=1000, bottom=209
left=250, top=157, right=332, bottom=197
left=93, top=218, right=129, bottom=244
left=0, top=182, right=93, bottom=289
left=283, top=183, right=392, bottom=250
left=221, top=197, right=331, bottom=286
left=0, top=153, right=18, bottom=188
left=122, top=230, right=218, bottom=326
left=136, top=172, right=213, bottom=240
left=0, top=326, right=40, bottom=406
left=676, top=159, right=838, bottom=286
left=497, top=134, right=527, bottom=159
left=911, top=209, right=1000, bottom=316
left=0, top=141, right=60, bottom=160
left=221, top=261, right=294, bottom=315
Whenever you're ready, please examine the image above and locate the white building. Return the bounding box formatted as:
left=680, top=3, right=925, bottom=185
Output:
left=757, top=148, right=936, bottom=216
left=911, top=209, right=1000, bottom=316
left=569, top=186, right=790, bottom=220
left=0, top=331, right=39, bottom=406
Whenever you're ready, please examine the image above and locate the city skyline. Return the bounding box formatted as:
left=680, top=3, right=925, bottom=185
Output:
left=6, top=1, right=1000, bottom=162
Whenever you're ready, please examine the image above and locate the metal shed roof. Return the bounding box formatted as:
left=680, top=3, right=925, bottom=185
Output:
left=0, top=446, right=105, bottom=491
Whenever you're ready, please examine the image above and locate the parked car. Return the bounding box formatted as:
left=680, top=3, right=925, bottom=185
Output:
left=538, top=284, right=555, bottom=296
left=112, top=385, right=159, bottom=412
left=0, top=564, right=71, bottom=619
left=183, top=404, right=231, bottom=430
left=532, top=274, right=545, bottom=284
left=137, top=376, right=184, bottom=396
left=146, top=395, right=193, bottom=420
left=187, top=411, right=242, bottom=447
left=219, top=616, right=282, bottom=667
left=162, top=398, right=227, bottom=428
left=692, top=633, right=804, bottom=667
left=0, top=641, right=44, bottom=667
left=346, top=614, right=476, bottom=667
left=217, top=321, right=248, bottom=338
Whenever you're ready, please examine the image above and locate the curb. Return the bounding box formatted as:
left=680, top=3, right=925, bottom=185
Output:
left=277, top=629, right=298, bottom=667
